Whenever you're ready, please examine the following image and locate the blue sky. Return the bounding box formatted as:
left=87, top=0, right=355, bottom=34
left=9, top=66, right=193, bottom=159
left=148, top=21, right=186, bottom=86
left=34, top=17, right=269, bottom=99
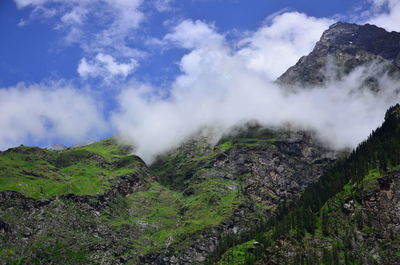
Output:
left=0, top=0, right=365, bottom=87
left=1, top=0, right=400, bottom=161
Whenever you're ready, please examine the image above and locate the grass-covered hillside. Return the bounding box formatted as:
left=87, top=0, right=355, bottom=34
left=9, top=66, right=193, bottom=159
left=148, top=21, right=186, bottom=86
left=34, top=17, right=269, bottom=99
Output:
left=0, top=138, right=141, bottom=198
left=0, top=125, right=335, bottom=265
left=0, top=136, right=243, bottom=264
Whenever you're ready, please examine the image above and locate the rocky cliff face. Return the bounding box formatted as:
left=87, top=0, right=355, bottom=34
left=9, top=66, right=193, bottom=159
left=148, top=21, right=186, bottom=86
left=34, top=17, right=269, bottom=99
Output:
left=212, top=131, right=337, bottom=207
left=147, top=127, right=337, bottom=264
left=278, top=22, right=400, bottom=86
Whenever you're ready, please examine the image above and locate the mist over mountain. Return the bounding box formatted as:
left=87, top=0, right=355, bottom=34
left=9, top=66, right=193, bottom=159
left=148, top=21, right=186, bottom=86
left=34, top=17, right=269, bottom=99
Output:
left=114, top=22, right=400, bottom=163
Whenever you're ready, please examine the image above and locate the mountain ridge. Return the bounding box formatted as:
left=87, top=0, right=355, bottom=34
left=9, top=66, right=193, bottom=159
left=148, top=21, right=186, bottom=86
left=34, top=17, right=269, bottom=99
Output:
left=278, top=21, right=400, bottom=86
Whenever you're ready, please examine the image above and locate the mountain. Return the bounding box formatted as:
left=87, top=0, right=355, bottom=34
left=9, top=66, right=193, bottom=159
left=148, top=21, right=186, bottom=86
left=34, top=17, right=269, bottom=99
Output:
left=0, top=127, right=336, bottom=264
left=1, top=22, right=400, bottom=265
left=146, top=127, right=336, bottom=263
left=216, top=104, right=400, bottom=265
left=278, top=22, right=400, bottom=87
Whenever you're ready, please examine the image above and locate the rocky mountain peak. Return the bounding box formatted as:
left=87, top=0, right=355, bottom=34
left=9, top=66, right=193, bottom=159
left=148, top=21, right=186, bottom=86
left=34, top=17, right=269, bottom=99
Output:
left=278, top=22, right=400, bottom=86
left=319, top=22, right=400, bottom=59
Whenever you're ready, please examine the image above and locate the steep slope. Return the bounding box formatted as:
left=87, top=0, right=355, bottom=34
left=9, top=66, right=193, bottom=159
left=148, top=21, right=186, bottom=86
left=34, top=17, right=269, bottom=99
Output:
left=278, top=22, right=400, bottom=86
left=216, top=105, right=400, bottom=265
left=146, top=126, right=337, bottom=264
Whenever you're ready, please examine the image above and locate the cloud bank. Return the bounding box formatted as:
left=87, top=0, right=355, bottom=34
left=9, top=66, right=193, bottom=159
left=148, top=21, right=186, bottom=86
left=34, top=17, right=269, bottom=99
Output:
left=112, top=14, right=400, bottom=163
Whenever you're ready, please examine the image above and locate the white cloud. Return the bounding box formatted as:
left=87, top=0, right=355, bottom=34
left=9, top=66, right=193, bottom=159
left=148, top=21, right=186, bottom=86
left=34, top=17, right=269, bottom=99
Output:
left=14, top=0, right=144, bottom=39
left=237, top=12, right=334, bottom=79
left=78, top=53, right=138, bottom=80
left=112, top=15, right=400, bottom=163
left=14, top=0, right=145, bottom=80
left=0, top=82, right=106, bottom=149
left=164, top=13, right=333, bottom=80
left=364, top=0, right=400, bottom=32
left=165, top=20, right=225, bottom=49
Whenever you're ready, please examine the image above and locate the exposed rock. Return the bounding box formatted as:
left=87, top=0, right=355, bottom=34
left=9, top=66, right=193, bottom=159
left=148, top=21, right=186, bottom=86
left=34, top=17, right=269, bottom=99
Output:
left=278, top=22, right=400, bottom=87
left=50, top=143, right=68, bottom=151
left=213, top=131, right=336, bottom=207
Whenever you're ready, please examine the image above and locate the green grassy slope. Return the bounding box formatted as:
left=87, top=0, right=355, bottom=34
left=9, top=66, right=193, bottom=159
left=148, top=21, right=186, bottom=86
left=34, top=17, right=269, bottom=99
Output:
left=0, top=136, right=248, bottom=264
left=0, top=138, right=140, bottom=198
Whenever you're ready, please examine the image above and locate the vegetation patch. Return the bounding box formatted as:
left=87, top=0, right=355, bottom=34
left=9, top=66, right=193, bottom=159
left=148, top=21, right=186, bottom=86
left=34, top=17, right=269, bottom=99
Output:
left=218, top=240, right=257, bottom=265
left=0, top=138, right=142, bottom=198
